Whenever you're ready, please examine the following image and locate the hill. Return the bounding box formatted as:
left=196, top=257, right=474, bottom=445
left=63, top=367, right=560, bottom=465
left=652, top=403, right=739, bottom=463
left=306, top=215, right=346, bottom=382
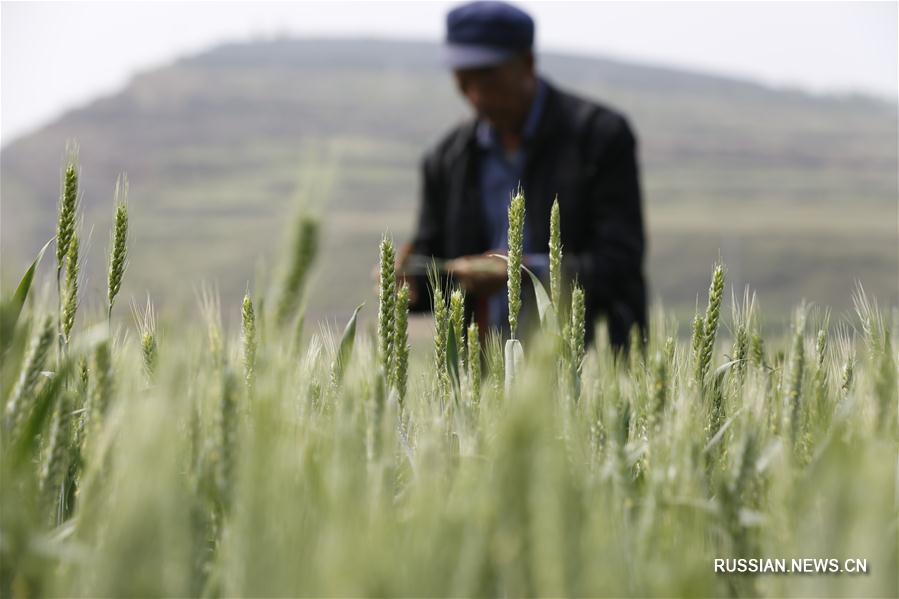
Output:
left=3, top=37, right=896, bottom=331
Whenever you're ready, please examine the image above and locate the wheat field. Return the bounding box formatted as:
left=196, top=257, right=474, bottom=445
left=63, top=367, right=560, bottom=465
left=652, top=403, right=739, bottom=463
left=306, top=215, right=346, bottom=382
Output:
left=1, top=150, right=896, bottom=598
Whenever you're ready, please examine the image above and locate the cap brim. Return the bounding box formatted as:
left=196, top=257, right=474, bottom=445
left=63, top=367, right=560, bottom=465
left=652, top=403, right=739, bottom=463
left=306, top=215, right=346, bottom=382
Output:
left=442, top=43, right=517, bottom=69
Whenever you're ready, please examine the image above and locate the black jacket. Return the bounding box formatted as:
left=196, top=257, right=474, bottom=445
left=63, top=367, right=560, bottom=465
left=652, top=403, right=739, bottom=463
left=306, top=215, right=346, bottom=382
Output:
left=409, top=79, right=647, bottom=350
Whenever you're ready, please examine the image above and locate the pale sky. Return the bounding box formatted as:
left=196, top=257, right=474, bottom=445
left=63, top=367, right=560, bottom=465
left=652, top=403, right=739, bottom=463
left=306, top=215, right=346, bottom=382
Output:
left=2, top=1, right=897, bottom=145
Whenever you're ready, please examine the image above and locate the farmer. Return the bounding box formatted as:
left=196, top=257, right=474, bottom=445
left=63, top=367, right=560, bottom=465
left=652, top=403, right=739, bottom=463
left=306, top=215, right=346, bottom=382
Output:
left=400, top=0, right=648, bottom=350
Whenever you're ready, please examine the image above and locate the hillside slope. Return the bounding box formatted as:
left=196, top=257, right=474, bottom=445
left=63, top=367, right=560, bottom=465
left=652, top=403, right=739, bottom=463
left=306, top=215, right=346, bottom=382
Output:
left=3, top=38, right=896, bottom=328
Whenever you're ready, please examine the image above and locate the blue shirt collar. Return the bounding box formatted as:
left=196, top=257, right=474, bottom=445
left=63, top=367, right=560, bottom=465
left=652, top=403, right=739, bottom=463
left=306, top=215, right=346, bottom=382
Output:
left=476, top=77, right=548, bottom=149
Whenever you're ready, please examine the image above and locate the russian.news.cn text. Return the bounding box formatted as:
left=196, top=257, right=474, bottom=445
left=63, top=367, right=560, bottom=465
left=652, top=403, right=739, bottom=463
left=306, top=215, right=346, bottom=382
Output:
left=714, top=558, right=868, bottom=575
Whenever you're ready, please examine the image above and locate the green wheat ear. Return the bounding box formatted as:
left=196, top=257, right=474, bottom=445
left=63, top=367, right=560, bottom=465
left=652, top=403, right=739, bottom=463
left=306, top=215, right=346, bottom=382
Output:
left=569, top=283, right=586, bottom=395
left=40, top=389, right=74, bottom=524
left=663, top=335, right=675, bottom=367
left=217, top=367, right=238, bottom=512
left=5, top=315, right=55, bottom=437
left=56, top=142, right=79, bottom=275
left=732, top=324, right=749, bottom=381
left=276, top=212, right=319, bottom=326
left=55, top=143, right=79, bottom=358
left=393, top=283, right=410, bottom=406
left=730, top=287, right=755, bottom=383
left=132, top=296, right=158, bottom=381
left=378, top=236, right=396, bottom=386
left=450, top=288, right=465, bottom=371
left=812, top=326, right=828, bottom=420
left=433, top=287, right=449, bottom=398
left=429, top=264, right=449, bottom=399
left=242, top=292, right=257, bottom=393
left=107, top=176, right=129, bottom=320
left=695, top=261, right=725, bottom=387
left=62, top=231, right=80, bottom=344
left=785, top=305, right=807, bottom=450
left=548, top=196, right=562, bottom=310
left=651, top=349, right=668, bottom=425
left=690, top=309, right=704, bottom=360
left=840, top=355, right=854, bottom=395
left=90, top=339, right=114, bottom=437
left=467, top=321, right=481, bottom=403
left=750, top=332, right=766, bottom=369
left=507, top=188, right=525, bottom=339
left=199, top=284, right=224, bottom=369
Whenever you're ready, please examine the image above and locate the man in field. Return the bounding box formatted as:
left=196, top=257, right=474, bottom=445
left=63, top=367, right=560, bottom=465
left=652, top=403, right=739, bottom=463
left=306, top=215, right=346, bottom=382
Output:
left=401, top=0, right=648, bottom=350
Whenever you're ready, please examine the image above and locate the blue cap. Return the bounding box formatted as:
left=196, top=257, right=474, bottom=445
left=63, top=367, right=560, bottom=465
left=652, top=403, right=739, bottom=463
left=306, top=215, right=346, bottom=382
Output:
left=444, top=1, right=535, bottom=69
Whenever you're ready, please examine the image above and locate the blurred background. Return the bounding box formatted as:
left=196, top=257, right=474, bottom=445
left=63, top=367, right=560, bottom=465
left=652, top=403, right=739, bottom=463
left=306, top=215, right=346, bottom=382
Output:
left=2, top=1, right=897, bottom=334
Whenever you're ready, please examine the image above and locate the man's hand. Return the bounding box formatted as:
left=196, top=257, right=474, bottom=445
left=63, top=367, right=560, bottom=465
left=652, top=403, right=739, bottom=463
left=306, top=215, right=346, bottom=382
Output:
left=445, top=252, right=507, bottom=295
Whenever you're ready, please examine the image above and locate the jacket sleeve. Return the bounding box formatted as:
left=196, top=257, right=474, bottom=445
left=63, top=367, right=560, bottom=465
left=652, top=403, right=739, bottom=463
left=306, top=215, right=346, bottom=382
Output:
left=406, top=150, right=446, bottom=312
left=562, top=116, right=646, bottom=309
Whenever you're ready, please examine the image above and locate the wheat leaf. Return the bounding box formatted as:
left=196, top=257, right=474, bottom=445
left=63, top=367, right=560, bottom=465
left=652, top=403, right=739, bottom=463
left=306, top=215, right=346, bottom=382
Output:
left=490, top=254, right=557, bottom=330
left=333, top=303, right=364, bottom=383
